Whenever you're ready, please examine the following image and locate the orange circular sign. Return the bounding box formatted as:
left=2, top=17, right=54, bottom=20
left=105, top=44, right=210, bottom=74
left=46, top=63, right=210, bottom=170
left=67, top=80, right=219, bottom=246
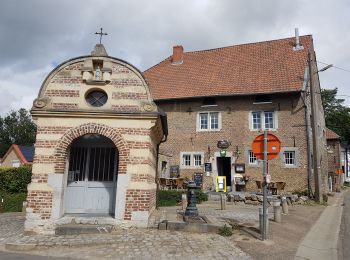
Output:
left=252, top=133, right=281, bottom=160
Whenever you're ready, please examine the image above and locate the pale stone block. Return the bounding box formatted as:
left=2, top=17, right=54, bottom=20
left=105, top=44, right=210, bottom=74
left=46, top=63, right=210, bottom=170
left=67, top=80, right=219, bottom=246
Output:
left=27, top=183, right=53, bottom=192
left=128, top=182, right=156, bottom=190
left=114, top=174, right=129, bottom=221
left=122, top=134, right=151, bottom=142
left=129, top=149, right=150, bottom=158
left=48, top=173, right=64, bottom=188
left=131, top=211, right=149, bottom=222
left=127, top=164, right=154, bottom=175
left=113, top=86, right=146, bottom=94
left=71, top=70, right=81, bottom=77
left=32, top=164, right=55, bottom=174
left=37, top=117, right=155, bottom=129
left=36, top=134, right=62, bottom=141
left=48, top=174, right=66, bottom=220
left=34, top=148, right=55, bottom=156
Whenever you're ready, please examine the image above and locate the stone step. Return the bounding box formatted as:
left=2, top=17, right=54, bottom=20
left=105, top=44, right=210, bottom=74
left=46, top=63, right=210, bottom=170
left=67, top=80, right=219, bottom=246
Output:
left=55, top=224, right=114, bottom=235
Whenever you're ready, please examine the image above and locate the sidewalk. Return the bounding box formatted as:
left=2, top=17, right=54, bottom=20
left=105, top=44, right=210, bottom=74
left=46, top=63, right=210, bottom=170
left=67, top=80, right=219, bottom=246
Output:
left=0, top=207, right=251, bottom=259
left=295, top=190, right=347, bottom=260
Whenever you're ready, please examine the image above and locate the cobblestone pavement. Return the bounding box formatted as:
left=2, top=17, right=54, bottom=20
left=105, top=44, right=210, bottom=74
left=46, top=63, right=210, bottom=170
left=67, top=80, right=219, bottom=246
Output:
left=0, top=212, right=251, bottom=260
left=0, top=213, right=25, bottom=247
left=160, top=201, right=272, bottom=223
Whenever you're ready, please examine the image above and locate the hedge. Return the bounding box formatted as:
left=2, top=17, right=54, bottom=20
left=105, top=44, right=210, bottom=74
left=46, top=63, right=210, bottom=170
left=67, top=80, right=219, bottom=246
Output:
left=158, top=190, right=208, bottom=207
left=0, top=191, right=27, bottom=212
left=0, top=166, right=32, bottom=193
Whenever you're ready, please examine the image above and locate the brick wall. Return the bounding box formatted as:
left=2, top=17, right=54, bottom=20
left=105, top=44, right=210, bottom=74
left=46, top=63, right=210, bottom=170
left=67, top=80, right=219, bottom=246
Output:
left=156, top=93, right=310, bottom=192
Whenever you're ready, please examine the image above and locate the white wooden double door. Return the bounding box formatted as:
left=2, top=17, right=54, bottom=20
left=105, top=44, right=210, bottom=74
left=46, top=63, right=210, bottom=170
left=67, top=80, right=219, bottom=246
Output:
left=65, top=145, right=117, bottom=214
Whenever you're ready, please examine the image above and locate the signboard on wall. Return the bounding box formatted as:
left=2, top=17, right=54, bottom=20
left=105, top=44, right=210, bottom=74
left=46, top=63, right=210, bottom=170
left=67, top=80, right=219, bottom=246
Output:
left=170, top=165, right=179, bottom=177
left=204, top=163, right=212, bottom=172
left=234, top=164, right=245, bottom=173
left=193, top=173, right=203, bottom=187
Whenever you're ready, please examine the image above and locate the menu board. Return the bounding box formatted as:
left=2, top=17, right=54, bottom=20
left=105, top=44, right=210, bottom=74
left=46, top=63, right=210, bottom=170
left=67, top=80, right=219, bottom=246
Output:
left=193, top=173, right=203, bottom=187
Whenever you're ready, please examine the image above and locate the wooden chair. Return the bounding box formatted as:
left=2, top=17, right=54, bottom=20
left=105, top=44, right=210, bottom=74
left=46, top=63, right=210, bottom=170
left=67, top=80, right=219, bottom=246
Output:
left=276, top=182, right=286, bottom=193
left=256, top=180, right=262, bottom=191
left=159, top=178, right=167, bottom=190
left=175, top=178, right=185, bottom=190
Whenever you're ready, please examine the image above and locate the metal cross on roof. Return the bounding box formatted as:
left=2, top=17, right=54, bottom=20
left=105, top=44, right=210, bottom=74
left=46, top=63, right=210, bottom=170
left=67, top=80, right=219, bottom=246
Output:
left=95, top=28, right=108, bottom=44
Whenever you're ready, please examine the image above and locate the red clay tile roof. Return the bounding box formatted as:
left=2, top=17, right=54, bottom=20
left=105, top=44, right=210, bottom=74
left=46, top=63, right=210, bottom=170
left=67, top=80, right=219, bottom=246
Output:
left=144, top=35, right=313, bottom=100
left=326, top=128, right=340, bottom=140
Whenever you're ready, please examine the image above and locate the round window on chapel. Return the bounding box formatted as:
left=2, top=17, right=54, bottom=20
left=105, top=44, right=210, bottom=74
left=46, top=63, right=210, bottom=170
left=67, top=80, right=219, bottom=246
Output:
left=86, top=90, right=108, bottom=107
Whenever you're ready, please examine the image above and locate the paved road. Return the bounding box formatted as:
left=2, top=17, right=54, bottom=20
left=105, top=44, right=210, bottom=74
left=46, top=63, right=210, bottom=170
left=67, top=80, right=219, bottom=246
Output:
left=0, top=251, right=68, bottom=260
left=339, top=190, right=350, bottom=259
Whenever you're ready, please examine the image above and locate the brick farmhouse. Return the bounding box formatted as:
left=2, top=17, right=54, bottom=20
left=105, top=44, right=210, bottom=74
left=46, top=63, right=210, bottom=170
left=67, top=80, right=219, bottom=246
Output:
left=144, top=34, right=329, bottom=196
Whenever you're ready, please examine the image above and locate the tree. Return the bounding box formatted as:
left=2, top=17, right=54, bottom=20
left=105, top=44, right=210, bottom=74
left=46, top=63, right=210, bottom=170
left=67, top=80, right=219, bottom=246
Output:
left=0, top=108, right=37, bottom=157
left=321, top=88, right=350, bottom=144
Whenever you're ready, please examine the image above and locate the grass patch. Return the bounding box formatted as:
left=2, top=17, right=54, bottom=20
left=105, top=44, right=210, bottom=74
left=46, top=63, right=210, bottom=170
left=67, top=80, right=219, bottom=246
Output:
left=0, top=190, right=27, bottom=212
left=218, top=224, right=233, bottom=237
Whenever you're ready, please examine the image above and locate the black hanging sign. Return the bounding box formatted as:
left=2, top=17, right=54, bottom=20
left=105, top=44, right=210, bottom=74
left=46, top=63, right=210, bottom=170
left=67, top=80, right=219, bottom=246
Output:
left=204, top=162, right=212, bottom=172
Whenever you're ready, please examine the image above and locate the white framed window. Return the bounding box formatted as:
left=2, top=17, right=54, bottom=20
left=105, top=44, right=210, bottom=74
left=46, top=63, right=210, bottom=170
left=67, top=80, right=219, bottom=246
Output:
left=250, top=111, right=276, bottom=130
left=248, top=151, right=258, bottom=165
left=197, top=112, right=221, bottom=131
left=182, top=154, right=191, bottom=166
left=12, top=160, right=20, bottom=168
left=180, top=152, right=204, bottom=168
left=194, top=154, right=202, bottom=166
left=284, top=151, right=296, bottom=166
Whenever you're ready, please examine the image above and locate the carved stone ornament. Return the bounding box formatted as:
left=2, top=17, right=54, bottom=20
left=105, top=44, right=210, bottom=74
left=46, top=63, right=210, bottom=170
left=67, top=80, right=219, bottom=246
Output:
left=33, top=97, right=50, bottom=108
left=142, top=102, right=156, bottom=112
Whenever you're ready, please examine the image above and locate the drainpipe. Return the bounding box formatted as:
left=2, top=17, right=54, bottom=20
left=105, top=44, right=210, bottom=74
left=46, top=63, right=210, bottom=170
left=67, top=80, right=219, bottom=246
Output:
left=155, top=111, right=168, bottom=210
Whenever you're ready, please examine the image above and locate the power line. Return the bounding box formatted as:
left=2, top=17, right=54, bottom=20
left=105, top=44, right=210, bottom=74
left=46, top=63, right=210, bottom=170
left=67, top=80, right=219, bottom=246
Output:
left=317, top=60, right=350, bottom=73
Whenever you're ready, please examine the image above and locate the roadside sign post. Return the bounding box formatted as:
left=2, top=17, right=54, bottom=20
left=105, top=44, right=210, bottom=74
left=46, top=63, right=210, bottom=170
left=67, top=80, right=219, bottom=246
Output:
left=262, top=130, right=268, bottom=240
left=252, top=131, right=281, bottom=241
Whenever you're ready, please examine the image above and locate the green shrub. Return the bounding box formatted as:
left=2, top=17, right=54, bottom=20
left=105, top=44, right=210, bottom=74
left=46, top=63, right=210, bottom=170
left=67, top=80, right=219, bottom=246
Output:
left=158, top=189, right=208, bottom=207
left=195, top=190, right=208, bottom=203
left=0, top=190, right=27, bottom=212
left=218, top=224, right=233, bottom=236
left=0, top=166, right=32, bottom=193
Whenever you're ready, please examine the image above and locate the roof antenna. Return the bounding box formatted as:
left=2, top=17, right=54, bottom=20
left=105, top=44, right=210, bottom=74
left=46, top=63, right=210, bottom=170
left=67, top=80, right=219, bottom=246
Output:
left=293, top=28, right=304, bottom=51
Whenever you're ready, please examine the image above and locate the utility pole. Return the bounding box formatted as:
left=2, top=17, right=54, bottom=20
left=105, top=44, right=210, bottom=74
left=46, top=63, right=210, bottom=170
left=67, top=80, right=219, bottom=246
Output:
left=308, top=51, right=323, bottom=203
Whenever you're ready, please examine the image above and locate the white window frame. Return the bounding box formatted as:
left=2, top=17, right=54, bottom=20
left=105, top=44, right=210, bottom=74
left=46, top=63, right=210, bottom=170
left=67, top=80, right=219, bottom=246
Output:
left=284, top=151, right=296, bottom=166
left=197, top=112, right=221, bottom=132
left=250, top=111, right=277, bottom=131
left=12, top=160, right=20, bottom=168
left=180, top=152, right=204, bottom=168
left=248, top=150, right=258, bottom=165
left=280, top=147, right=299, bottom=168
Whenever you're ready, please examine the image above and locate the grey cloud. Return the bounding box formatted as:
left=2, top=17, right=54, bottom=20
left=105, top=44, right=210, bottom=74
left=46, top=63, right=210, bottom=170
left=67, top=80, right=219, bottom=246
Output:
left=1, top=0, right=350, bottom=114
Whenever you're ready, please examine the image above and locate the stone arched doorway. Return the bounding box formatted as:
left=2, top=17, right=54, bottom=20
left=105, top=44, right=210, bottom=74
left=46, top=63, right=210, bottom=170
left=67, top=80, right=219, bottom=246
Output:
left=65, top=134, right=118, bottom=215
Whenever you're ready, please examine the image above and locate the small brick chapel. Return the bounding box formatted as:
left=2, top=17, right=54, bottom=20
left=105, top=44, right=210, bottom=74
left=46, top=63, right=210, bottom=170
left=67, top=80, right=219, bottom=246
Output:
left=25, top=43, right=167, bottom=234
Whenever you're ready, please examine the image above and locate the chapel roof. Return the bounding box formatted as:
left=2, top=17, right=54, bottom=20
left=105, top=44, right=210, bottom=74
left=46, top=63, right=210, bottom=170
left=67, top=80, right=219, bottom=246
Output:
left=143, top=35, right=314, bottom=100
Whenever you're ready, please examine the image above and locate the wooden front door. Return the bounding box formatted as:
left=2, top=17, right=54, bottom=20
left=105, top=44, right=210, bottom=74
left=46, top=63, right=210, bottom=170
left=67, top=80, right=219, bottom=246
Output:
left=65, top=135, right=117, bottom=214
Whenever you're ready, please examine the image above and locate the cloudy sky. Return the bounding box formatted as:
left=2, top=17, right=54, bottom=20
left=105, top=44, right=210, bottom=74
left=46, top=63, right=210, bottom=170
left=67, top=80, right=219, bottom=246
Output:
left=1, top=0, right=350, bottom=115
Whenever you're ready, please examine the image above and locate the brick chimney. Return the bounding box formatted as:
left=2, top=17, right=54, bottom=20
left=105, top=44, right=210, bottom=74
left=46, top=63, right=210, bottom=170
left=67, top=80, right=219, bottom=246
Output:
left=172, top=45, right=184, bottom=64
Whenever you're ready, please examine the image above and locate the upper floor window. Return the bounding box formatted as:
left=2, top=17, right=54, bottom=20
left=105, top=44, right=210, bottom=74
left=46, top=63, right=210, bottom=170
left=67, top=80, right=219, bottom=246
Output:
left=254, top=95, right=272, bottom=104
left=251, top=111, right=276, bottom=130
left=198, top=112, right=220, bottom=131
